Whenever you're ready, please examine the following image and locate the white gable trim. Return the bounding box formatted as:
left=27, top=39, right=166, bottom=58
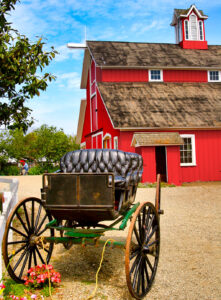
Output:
left=180, top=5, right=208, bottom=19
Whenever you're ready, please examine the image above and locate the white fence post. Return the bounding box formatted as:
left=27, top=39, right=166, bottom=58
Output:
left=0, top=178, right=19, bottom=282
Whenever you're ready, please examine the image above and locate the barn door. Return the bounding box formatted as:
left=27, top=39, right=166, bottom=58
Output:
left=155, top=146, right=167, bottom=182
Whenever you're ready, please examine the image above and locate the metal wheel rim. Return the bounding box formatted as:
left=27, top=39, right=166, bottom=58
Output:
left=125, top=202, right=160, bottom=299
left=2, top=197, right=54, bottom=283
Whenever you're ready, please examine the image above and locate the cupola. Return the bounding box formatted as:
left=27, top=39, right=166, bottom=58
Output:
left=171, top=4, right=208, bottom=49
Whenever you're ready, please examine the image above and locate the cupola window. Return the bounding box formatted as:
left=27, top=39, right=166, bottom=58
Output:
left=190, top=14, right=197, bottom=40
left=199, top=21, right=203, bottom=40
left=184, top=20, right=189, bottom=40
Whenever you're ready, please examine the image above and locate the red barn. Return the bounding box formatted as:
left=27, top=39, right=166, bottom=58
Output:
left=76, top=5, right=221, bottom=185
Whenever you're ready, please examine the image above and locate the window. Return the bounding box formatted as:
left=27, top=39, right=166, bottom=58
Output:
left=190, top=14, right=197, bottom=40
left=199, top=21, right=203, bottom=40
left=113, top=137, right=118, bottom=149
left=208, top=71, right=220, bottom=82
left=149, top=70, right=163, bottom=81
left=184, top=20, right=189, bottom=40
left=180, top=134, right=196, bottom=166
left=103, top=133, right=111, bottom=149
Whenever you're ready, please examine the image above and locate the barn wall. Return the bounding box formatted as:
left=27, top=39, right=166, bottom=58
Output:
left=167, top=146, right=182, bottom=185
left=164, top=70, right=207, bottom=82
left=117, top=130, right=221, bottom=184
left=96, top=89, right=120, bottom=146
left=140, top=147, right=156, bottom=183
left=179, top=130, right=221, bottom=182
left=101, top=69, right=148, bottom=82
left=98, top=68, right=208, bottom=83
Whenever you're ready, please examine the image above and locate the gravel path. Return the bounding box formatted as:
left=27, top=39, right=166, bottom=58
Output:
left=1, top=176, right=221, bottom=300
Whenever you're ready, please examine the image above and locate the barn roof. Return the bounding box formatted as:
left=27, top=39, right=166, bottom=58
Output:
left=97, top=82, right=221, bottom=129
left=87, top=41, right=221, bottom=69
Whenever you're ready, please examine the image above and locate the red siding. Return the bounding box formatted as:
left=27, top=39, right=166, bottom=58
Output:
left=101, top=69, right=148, bottom=82
left=99, top=69, right=208, bottom=83
left=167, top=146, right=182, bottom=185
left=96, top=89, right=120, bottom=145
left=164, top=70, right=207, bottom=82
left=91, top=60, right=96, bottom=83
left=140, top=147, right=156, bottom=183
left=116, top=130, right=221, bottom=184
left=179, top=130, right=221, bottom=183
left=81, top=76, right=91, bottom=144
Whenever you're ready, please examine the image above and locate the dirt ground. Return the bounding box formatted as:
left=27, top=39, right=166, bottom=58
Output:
left=1, top=176, right=221, bottom=300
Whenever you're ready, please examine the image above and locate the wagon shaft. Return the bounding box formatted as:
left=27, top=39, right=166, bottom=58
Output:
left=39, top=236, right=126, bottom=249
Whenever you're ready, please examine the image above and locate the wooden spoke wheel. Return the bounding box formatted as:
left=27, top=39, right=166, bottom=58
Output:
left=3, top=197, right=54, bottom=283
left=125, top=202, right=160, bottom=299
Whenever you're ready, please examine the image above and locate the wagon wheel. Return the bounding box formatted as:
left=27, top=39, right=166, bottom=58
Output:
left=2, top=197, right=54, bottom=283
left=125, top=202, right=160, bottom=299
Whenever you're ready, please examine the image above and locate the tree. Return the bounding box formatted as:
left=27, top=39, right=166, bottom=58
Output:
left=34, top=125, right=79, bottom=164
left=0, top=0, right=57, bottom=132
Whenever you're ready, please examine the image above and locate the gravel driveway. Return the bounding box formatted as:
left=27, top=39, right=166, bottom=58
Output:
left=1, top=176, right=221, bottom=300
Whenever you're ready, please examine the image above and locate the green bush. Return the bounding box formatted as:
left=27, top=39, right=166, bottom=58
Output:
left=28, top=164, right=59, bottom=175
left=28, top=165, right=44, bottom=175
left=0, top=165, right=20, bottom=176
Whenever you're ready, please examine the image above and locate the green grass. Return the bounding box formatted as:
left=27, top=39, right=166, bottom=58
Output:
left=3, top=279, right=31, bottom=298
left=138, top=182, right=176, bottom=188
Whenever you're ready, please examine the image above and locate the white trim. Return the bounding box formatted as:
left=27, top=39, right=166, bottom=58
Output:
left=92, top=131, right=103, bottom=148
left=103, top=133, right=112, bottom=149
left=208, top=70, right=221, bottom=82
left=80, top=142, right=86, bottom=149
left=113, top=136, right=118, bottom=149
left=199, top=20, right=204, bottom=41
left=189, top=13, right=198, bottom=41
left=103, top=133, right=111, bottom=140
left=91, top=91, right=96, bottom=98
left=180, top=5, right=208, bottom=20
left=180, top=134, right=196, bottom=167
left=149, top=69, right=163, bottom=82
left=89, top=64, right=92, bottom=132
left=97, top=85, right=115, bottom=129
left=184, top=20, right=189, bottom=40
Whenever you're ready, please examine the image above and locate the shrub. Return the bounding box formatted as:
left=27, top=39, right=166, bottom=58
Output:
left=0, top=165, right=20, bottom=176
left=28, top=165, right=44, bottom=175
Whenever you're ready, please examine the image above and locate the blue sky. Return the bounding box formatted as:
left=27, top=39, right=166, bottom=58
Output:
left=8, top=0, right=221, bottom=135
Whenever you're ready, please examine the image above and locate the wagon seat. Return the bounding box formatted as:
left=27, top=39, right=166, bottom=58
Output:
left=60, top=149, right=143, bottom=212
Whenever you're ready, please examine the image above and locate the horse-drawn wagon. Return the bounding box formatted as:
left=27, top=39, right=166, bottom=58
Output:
left=3, top=149, right=163, bottom=299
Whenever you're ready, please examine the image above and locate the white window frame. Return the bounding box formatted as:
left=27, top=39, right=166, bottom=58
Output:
left=103, top=133, right=112, bottom=149
left=199, top=20, right=204, bottom=41
left=189, top=13, right=198, bottom=41
left=184, top=20, right=189, bottom=40
left=92, top=131, right=103, bottom=148
left=113, top=136, right=118, bottom=149
left=80, top=142, right=86, bottom=149
left=180, top=134, right=196, bottom=167
left=149, top=70, right=163, bottom=82
left=208, top=71, right=221, bottom=82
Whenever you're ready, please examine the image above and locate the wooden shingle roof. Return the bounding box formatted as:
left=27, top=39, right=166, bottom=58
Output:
left=131, top=133, right=184, bottom=147
left=97, top=82, right=221, bottom=129
left=87, top=41, right=221, bottom=69
left=174, top=8, right=207, bottom=18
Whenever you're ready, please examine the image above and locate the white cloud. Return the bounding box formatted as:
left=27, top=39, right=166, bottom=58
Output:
left=55, top=45, right=82, bottom=62
left=57, top=72, right=81, bottom=89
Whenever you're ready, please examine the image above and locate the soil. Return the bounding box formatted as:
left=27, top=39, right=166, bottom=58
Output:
left=1, top=176, right=221, bottom=300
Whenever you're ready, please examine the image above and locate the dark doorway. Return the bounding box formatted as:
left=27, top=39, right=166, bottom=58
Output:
left=155, top=146, right=167, bottom=182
